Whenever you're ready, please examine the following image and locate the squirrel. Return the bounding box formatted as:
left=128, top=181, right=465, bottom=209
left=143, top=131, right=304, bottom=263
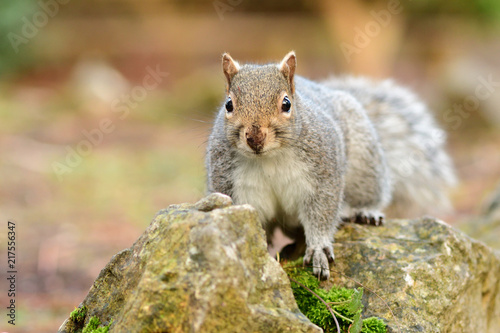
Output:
left=205, top=51, right=456, bottom=279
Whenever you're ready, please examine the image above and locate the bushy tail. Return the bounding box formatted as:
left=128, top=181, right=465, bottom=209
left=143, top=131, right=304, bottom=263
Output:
left=323, top=76, right=457, bottom=217
left=385, top=138, right=457, bottom=217
left=368, top=79, right=457, bottom=217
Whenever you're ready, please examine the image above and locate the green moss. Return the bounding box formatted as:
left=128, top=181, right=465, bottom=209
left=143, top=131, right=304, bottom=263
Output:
left=361, top=317, right=387, bottom=333
left=69, top=306, right=87, bottom=324
left=82, top=316, right=112, bottom=333
left=284, top=259, right=386, bottom=333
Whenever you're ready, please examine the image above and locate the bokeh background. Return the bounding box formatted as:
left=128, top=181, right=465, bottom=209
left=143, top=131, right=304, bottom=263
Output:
left=1, top=0, right=500, bottom=331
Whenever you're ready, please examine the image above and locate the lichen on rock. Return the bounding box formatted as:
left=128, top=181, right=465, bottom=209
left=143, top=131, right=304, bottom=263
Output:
left=59, top=194, right=500, bottom=333
left=59, top=193, right=320, bottom=333
left=329, top=217, right=500, bottom=332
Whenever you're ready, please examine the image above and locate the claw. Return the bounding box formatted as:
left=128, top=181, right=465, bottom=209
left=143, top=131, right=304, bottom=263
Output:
left=378, top=216, right=384, bottom=226
left=324, top=247, right=335, bottom=263
left=352, top=211, right=384, bottom=227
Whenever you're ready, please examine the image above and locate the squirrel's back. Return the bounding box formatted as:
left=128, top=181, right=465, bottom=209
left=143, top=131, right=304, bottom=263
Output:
left=322, top=76, right=457, bottom=216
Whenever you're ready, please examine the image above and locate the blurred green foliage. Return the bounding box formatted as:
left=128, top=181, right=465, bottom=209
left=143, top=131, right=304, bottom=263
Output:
left=407, top=0, right=500, bottom=22
left=176, top=0, right=500, bottom=21
left=0, top=0, right=36, bottom=76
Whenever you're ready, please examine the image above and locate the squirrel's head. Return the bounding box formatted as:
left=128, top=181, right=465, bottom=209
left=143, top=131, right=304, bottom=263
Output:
left=221, top=51, right=297, bottom=156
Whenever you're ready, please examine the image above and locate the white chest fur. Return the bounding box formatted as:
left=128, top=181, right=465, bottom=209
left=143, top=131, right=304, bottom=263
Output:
left=232, top=149, right=314, bottom=226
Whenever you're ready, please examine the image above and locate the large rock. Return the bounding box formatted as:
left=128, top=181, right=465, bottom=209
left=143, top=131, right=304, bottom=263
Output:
left=59, top=193, right=320, bottom=333
left=330, top=217, right=500, bottom=332
left=60, top=194, right=500, bottom=332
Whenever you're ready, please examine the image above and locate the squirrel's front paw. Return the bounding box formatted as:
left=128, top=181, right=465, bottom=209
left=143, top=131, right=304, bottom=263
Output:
left=303, top=244, right=334, bottom=280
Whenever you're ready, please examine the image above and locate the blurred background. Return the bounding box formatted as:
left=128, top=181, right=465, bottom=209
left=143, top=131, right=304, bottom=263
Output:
left=1, top=0, right=500, bottom=331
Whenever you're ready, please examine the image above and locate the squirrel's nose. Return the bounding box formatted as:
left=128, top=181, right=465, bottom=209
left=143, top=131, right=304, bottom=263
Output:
left=245, top=126, right=267, bottom=153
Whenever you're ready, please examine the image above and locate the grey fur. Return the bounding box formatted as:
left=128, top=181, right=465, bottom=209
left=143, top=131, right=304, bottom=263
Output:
left=323, top=76, right=457, bottom=216
left=206, top=52, right=456, bottom=279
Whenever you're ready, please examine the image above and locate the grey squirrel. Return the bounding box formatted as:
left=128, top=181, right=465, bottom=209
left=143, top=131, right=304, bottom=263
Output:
left=205, top=51, right=456, bottom=279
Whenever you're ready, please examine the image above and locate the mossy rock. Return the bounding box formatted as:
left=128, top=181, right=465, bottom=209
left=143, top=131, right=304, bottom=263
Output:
left=59, top=194, right=500, bottom=332
left=329, top=218, right=500, bottom=332
left=59, top=193, right=320, bottom=332
left=284, top=259, right=386, bottom=333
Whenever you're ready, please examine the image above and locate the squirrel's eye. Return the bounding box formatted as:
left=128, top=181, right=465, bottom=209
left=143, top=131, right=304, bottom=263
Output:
left=225, top=97, right=233, bottom=112
left=282, top=96, right=291, bottom=112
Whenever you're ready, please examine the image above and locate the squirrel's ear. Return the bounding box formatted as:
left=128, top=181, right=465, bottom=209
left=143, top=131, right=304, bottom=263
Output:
left=222, top=53, right=240, bottom=87
left=279, top=51, right=296, bottom=94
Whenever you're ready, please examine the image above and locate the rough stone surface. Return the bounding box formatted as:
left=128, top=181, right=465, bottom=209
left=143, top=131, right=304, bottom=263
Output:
left=329, top=217, right=500, bottom=333
left=59, top=193, right=500, bottom=333
left=58, top=193, right=321, bottom=333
